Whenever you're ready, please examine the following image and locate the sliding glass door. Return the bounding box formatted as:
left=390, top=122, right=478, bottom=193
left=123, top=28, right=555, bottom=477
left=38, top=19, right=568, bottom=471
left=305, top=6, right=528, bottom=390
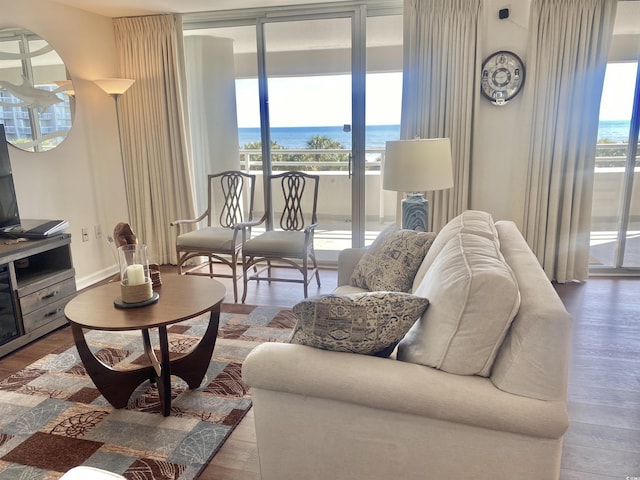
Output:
left=183, top=2, right=402, bottom=262
left=261, top=15, right=357, bottom=260
left=590, top=62, right=640, bottom=273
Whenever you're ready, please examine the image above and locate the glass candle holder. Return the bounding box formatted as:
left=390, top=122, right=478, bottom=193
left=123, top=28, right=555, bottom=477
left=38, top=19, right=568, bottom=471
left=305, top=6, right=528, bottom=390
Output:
left=118, top=244, right=153, bottom=303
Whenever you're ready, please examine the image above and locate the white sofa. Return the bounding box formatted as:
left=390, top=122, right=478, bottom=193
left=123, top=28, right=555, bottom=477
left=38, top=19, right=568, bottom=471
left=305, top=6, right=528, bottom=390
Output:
left=61, top=467, right=126, bottom=479
left=243, top=211, right=572, bottom=480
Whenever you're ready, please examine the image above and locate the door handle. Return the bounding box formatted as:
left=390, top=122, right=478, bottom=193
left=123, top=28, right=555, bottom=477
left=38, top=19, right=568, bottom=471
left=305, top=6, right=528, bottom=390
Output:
left=348, top=153, right=352, bottom=179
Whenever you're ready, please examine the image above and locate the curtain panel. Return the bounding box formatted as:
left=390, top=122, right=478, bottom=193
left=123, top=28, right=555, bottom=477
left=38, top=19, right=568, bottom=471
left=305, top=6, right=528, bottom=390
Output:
left=401, top=0, right=481, bottom=232
left=113, top=14, right=196, bottom=265
left=523, top=0, right=617, bottom=282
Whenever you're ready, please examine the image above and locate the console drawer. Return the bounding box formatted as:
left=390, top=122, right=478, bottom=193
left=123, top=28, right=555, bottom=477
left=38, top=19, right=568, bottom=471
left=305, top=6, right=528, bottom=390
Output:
left=19, top=277, right=76, bottom=316
left=22, top=295, right=71, bottom=334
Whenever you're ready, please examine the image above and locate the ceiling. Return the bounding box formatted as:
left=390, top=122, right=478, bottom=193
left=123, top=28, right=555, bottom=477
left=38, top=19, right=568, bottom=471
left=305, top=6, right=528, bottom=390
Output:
left=46, top=0, right=640, bottom=35
left=46, top=0, right=346, bottom=18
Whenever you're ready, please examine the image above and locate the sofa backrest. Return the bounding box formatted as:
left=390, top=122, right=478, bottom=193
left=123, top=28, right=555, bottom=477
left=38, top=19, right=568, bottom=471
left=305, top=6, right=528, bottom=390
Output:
left=398, top=232, right=521, bottom=376
left=490, top=221, right=572, bottom=401
left=411, top=210, right=499, bottom=292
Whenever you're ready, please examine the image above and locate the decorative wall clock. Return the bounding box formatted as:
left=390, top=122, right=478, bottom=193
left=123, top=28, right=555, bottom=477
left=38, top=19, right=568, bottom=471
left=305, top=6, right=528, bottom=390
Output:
left=480, top=50, right=525, bottom=106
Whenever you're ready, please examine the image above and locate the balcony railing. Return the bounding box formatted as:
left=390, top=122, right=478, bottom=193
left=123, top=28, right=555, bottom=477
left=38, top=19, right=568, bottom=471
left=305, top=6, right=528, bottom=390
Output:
left=239, top=147, right=385, bottom=172
left=594, top=142, right=640, bottom=168
left=238, top=144, right=640, bottom=228
left=239, top=142, right=640, bottom=172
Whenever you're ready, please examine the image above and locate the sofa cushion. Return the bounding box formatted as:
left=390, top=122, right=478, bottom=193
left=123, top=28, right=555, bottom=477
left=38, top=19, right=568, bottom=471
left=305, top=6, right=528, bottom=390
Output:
left=412, top=210, right=498, bottom=292
left=290, top=292, right=429, bottom=357
left=351, top=224, right=435, bottom=293
left=398, top=233, right=520, bottom=376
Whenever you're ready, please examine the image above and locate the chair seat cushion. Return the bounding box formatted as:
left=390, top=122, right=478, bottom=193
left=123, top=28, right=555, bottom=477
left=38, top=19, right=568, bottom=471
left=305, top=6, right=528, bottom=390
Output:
left=290, top=291, right=429, bottom=357
left=177, top=227, right=238, bottom=251
left=243, top=230, right=308, bottom=257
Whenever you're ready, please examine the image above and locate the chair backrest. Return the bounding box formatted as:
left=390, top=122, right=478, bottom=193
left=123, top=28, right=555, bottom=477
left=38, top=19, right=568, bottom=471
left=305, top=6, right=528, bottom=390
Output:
left=269, top=171, right=319, bottom=232
left=207, top=171, right=256, bottom=228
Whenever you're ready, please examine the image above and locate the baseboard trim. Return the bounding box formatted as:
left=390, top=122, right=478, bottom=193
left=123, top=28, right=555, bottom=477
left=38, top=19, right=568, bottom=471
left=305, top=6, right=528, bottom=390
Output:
left=75, top=265, right=119, bottom=291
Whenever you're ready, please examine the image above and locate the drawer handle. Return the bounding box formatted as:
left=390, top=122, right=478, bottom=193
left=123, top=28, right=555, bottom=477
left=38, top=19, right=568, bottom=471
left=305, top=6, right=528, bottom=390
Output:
left=41, top=290, right=59, bottom=300
left=44, top=308, right=62, bottom=318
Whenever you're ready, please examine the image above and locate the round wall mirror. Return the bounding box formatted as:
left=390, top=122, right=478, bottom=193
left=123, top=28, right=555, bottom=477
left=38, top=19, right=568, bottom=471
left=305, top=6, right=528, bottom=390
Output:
left=0, top=27, right=74, bottom=152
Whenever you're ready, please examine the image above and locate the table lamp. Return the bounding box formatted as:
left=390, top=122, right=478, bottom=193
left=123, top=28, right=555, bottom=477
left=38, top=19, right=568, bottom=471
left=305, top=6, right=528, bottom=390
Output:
left=383, top=138, right=453, bottom=231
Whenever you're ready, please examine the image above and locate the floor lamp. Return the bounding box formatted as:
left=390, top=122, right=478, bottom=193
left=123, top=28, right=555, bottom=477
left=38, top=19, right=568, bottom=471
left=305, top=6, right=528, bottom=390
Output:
left=93, top=78, right=135, bottom=220
left=382, top=138, right=454, bottom=231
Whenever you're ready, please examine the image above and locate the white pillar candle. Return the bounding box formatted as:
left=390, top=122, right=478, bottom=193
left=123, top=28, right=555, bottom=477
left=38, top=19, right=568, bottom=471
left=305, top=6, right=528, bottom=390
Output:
left=125, top=264, right=145, bottom=285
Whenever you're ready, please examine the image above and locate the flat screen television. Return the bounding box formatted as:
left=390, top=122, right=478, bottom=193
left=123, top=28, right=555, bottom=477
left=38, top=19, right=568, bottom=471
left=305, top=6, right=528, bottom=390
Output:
left=0, top=124, right=20, bottom=231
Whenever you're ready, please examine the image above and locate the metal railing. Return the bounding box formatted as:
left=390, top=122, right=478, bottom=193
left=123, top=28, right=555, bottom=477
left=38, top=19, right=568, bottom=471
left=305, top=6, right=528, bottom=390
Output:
left=239, top=148, right=385, bottom=172
left=594, top=142, right=640, bottom=168
left=238, top=142, right=640, bottom=172
left=236, top=142, right=640, bottom=229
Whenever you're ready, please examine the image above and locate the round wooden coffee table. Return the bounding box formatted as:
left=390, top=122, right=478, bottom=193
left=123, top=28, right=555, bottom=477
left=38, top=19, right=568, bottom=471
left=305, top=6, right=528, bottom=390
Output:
left=64, top=274, right=226, bottom=416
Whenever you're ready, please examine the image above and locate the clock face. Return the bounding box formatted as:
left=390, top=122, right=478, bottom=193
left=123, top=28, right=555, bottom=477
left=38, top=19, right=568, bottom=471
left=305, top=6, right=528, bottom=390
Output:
left=481, top=51, right=525, bottom=105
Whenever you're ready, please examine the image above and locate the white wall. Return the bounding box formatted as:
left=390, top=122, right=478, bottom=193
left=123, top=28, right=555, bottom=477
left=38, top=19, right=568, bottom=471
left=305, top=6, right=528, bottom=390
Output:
left=1, top=0, right=127, bottom=288
left=471, top=0, right=531, bottom=227
left=184, top=36, right=241, bottom=215
left=471, top=0, right=640, bottom=227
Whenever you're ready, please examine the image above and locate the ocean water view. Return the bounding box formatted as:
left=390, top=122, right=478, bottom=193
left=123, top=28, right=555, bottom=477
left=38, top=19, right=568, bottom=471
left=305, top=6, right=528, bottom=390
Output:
left=239, top=120, right=632, bottom=150
left=597, top=119, right=633, bottom=143
left=239, top=125, right=400, bottom=149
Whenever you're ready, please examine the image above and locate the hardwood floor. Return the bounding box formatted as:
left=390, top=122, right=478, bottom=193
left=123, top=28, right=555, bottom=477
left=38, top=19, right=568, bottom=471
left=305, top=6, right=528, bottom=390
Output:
left=1, top=268, right=638, bottom=479
left=555, top=277, right=640, bottom=479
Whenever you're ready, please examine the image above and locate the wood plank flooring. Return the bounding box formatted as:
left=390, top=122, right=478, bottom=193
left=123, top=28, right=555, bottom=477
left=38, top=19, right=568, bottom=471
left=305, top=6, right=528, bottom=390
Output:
left=555, top=277, right=640, bottom=479
left=1, top=268, right=638, bottom=479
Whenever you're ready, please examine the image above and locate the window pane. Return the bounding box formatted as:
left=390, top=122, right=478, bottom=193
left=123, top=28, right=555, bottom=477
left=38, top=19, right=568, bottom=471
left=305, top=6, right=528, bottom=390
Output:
left=590, top=62, right=639, bottom=268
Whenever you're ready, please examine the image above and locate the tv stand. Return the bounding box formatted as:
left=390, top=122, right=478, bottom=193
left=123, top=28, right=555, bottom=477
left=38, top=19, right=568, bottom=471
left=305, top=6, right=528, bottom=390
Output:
left=0, top=234, right=75, bottom=357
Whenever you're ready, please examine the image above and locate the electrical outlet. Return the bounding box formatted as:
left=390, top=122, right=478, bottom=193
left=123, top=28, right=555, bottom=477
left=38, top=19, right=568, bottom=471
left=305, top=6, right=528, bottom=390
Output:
left=82, top=227, right=89, bottom=242
left=94, top=224, right=102, bottom=239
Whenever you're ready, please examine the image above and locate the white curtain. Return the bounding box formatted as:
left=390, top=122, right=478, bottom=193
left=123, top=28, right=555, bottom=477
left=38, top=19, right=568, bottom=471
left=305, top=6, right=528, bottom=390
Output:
left=401, top=0, right=481, bottom=231
left=114, top=14, right=196, bottom=265
left=523, top=0, right=617, bottom=282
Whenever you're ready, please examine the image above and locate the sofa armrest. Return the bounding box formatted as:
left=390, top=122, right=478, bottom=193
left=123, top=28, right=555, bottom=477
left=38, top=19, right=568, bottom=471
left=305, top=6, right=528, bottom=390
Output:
left=337, top=248, right=366, bottom=286
left=243, top=342, right=568, bottom=439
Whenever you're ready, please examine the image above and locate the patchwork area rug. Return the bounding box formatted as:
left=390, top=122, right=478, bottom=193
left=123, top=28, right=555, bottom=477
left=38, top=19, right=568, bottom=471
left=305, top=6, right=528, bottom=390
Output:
left=0, top=304, right=296, bottom=480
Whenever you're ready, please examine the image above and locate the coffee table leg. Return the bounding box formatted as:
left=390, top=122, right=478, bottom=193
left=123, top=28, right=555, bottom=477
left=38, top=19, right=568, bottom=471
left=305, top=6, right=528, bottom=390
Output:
left=141, top=329, right=158, bottom=384
left=71, top=323, right=153, bottom=409
left=170, top=308, right=221, bottom=389
left=157, top=326, right=172, bottom=416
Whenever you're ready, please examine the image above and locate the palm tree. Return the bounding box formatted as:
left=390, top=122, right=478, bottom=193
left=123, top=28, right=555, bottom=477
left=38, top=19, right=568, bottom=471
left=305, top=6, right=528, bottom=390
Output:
left=302, top=135, right=349, bottom=170
left=242, top=140, right=288, bottom=168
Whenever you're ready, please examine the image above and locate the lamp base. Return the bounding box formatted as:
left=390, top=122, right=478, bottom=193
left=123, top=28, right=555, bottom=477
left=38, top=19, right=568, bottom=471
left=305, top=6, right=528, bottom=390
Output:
left=401, top=193, right=429, bottom=231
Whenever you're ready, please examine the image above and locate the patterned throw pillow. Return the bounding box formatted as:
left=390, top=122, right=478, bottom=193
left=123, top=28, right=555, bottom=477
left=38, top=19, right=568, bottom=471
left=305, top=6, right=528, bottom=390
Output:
left=290, top=292, right=429, bottom=357
left=350, top=224, right=436, bottom=292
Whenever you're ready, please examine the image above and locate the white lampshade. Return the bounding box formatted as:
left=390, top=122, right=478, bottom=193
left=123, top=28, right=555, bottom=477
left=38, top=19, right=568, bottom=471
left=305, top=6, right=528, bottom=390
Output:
left=383, top=138, right=454, bottom=192
left=94, top=78, right=135, bottom=96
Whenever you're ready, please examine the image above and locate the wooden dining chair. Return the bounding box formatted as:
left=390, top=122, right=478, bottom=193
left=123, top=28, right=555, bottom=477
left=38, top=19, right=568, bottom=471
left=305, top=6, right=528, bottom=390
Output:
left=240, top=170, right=321, bottom=303
left=171, top=170, right=256, bottom=302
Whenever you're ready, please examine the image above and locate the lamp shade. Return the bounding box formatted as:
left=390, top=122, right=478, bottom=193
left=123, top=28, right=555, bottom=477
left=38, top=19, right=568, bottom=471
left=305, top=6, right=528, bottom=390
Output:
left=383, top=138, right=454, bottom=192
left=94, top=78, right=135, bottom=96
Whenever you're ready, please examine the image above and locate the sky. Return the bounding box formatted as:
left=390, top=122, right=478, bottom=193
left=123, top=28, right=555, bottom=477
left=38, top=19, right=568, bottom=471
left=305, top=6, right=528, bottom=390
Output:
left=235, top=72, right=402, bottom=128
left=599, top=62, right=638, bottom=121
left=234, top=62, right=638, bottom=127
